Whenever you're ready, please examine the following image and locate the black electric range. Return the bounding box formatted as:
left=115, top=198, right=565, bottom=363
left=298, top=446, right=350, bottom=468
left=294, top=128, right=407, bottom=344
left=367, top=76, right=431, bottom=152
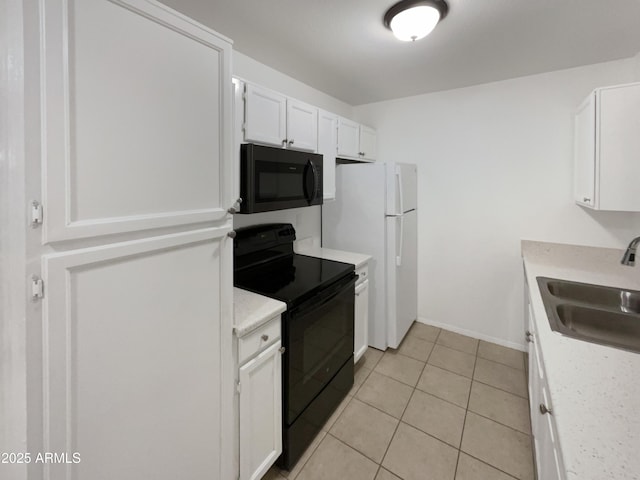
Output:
left=234, top=223, right=356, bottom=470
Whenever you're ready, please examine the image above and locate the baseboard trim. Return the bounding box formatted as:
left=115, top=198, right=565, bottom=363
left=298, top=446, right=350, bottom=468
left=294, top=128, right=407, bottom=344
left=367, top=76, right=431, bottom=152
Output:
left=417, top=317, right=526, bottom=352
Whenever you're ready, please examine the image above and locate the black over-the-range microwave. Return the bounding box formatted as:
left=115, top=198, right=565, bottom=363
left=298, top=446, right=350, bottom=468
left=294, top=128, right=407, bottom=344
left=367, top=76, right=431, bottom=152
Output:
left=239, top=143, right=323, bottom=214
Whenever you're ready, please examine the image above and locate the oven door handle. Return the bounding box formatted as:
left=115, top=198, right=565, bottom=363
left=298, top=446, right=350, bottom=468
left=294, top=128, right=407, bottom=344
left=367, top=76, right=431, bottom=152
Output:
left=291, top=273, right=357, bottom=315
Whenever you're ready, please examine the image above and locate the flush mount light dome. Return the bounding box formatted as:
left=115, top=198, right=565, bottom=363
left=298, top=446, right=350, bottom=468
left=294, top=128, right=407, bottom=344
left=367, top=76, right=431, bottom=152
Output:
left=384, top=0, right=449, bottom=42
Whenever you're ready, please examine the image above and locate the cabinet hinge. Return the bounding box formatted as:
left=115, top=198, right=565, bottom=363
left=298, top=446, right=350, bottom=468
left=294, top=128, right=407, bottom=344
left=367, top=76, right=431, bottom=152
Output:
left=242, top=122, right=246, bottom=132
left=30, top=200, right=43, bottom=228
left=31, top=275, right=44, bottom=300
left=236, top=381, right=241, bottom=394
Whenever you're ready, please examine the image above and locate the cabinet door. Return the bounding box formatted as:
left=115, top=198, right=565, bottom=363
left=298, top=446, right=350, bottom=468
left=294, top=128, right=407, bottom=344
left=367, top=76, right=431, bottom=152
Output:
left=42, top=227, right=232, bottom=480
left=530, top=339, right=564, bottom=480
left=537, top=386, right=565, bottom=480
left=359, top=125, right=377, bottom=161
left=574, top=93, right=596, bottom=208
left=598, top=83, right=640, bottom=211
left=287, top=99, right=318, bottom=152
left=337, top=117, right=360, bottom=158
left=239, top=341, right=283, bottom=480
left=354, top=279, right=369, bottom=363
left=244, top=83, right=287, bottom=148
left=318, top=110, right=338, bottom=200
left=41, top=0, right=233, bottom=242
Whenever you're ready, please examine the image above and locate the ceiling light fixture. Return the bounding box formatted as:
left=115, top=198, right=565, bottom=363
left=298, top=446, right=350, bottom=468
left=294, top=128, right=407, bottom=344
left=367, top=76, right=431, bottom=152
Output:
left=383, top=0, right=449, bottom=42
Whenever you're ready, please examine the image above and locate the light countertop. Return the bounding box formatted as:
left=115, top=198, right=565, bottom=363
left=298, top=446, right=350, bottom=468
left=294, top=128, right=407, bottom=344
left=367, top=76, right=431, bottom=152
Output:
left=295, top=245, right=371, bottom=269
left=233, top=287, right=286, bottom=338
left=521, top=240, right=640, bottom=480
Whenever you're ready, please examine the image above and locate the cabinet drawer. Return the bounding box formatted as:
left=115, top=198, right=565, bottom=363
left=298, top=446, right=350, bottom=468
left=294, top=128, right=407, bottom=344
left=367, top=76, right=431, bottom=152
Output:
left=356, top=265, right=368, bottom=285
left=238, top=316, right=281, bottom=364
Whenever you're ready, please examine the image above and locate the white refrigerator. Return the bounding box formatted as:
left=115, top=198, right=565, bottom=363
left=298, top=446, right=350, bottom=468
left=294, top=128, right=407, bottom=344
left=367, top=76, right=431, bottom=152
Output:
left=322, top=162, right=418, bottom=350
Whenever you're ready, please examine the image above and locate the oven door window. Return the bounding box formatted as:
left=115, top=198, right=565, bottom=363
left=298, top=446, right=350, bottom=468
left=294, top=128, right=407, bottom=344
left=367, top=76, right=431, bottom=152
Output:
left=284, top=282, right=355, bottom=426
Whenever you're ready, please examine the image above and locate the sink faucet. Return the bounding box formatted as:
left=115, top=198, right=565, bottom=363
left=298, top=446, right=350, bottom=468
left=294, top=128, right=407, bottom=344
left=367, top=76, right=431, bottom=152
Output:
left=621, top=236, right=640, bottom=266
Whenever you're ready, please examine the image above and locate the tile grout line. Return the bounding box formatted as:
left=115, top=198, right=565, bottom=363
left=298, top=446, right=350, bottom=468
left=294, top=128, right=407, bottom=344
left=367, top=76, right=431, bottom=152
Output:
left=325, top=431, right=387, bottom=472
left=462, top=405, right=532, bottom=437
left=375, top=324, right=442, bottom=479
left=476, top=353, right=526, bottom=371
left=377, top=393, right=416, bottom=478
left=454, top=343, right=479, bottom=480
left=476, top=355, right=527, bottom=373
left=461, top=451, right=521, bottom=480
left=471, top=377, right=529, bottom=400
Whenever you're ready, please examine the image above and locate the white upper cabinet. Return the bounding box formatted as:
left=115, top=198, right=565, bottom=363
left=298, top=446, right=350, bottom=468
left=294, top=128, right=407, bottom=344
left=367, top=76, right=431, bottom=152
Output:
left=574, top=97, right=596, bottom=207
left=574, top=82, right=640, bottom=211
left=41, top=0, right=233, bottom=243
left=318, top=110, right=338, bottom=200
left=287, top=99, right=318, bottom=152
left=244, top=83, right=287, bottom=148
left=337, top=117, right=360, bottom=158
left=244, top=83, right=318, bottom=152
left=337, top=118, right=377, bottom=162
left=359, top=125, right=378, bottom=161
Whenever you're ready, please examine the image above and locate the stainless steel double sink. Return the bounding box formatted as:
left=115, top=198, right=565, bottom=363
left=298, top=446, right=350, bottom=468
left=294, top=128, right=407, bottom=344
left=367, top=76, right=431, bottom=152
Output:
left=537, top=277, right=640, bottom=353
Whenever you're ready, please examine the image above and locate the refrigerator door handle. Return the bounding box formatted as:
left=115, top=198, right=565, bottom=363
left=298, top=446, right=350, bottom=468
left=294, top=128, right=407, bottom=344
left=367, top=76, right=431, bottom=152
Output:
left=397, top=215, right=404, bottom=266
left=396, top=168, right=404, bottom=216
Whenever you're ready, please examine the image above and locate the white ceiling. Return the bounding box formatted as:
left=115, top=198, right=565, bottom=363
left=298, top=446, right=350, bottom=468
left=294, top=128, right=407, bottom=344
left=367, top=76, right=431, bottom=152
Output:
left=159, top=0, right=640, bottom=105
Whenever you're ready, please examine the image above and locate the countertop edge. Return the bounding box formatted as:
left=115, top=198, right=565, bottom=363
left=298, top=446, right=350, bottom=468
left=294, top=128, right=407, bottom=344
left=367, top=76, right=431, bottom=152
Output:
left=233, top=287, right=286, bottom=338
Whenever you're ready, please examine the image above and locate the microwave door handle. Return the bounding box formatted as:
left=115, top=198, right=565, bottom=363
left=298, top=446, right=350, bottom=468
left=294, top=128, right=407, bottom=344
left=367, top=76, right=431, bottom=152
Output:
left=310, top=160, right=319, bottom=201
left=304, top=159, right=318, bottom=203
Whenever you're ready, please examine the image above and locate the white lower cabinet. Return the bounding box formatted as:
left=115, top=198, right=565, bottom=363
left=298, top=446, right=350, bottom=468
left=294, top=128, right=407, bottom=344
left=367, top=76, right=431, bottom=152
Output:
left=354, top=265, right=370, bottom=363
left=526, top=300, right=565, bottom=480
left=237, top=317, right=283, bottom=480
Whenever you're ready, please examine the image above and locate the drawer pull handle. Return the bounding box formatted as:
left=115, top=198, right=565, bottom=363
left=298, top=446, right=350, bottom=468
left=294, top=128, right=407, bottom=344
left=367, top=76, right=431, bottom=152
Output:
left=261, top=334, right=269, bottom=341
left=539, top=403, right=552, bottom=415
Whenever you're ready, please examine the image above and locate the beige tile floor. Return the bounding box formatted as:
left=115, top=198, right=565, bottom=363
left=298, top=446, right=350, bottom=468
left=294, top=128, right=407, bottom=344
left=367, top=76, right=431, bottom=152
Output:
left=263, top=322, right=534, bottom=480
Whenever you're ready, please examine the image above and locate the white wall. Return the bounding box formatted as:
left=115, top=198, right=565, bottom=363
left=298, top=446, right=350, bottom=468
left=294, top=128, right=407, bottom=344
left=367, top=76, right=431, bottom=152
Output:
left=232, top=52, right=353, bottom=245
left=354, top=58, right=640, bottom=349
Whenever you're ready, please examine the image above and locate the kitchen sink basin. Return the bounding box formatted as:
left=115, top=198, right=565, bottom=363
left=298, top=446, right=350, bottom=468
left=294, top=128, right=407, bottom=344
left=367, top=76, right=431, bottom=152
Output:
left=537, top=277, right=640, bottom=353
left=555, top=304, right=640, bottom=352
left=544, top=278, right=640, bottom=314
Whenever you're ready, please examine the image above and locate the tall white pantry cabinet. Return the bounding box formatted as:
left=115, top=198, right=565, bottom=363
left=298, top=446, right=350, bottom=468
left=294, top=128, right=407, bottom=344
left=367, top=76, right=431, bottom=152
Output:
left=12, top=1, right=235, bottom=479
